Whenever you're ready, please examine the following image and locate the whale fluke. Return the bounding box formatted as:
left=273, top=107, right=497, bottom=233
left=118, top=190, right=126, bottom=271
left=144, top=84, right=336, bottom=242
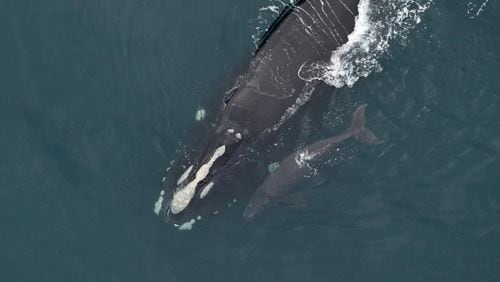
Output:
left=350, top=104, right=381, bottom=145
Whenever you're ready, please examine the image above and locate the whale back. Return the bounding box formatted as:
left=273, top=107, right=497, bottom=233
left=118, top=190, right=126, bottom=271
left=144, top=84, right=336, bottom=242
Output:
left=255, top=0, right=307, bottom=55
left=219, top=0, right=360, bottom=136
left=163, top=0, right=361, bottom=226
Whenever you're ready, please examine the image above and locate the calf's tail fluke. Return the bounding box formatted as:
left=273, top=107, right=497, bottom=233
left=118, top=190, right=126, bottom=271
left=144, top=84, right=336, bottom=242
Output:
left=349, top=104, right=381, bottom=145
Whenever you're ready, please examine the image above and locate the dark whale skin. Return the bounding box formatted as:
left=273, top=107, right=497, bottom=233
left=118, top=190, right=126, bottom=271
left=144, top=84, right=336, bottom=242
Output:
left=218, top=0, right=360, bottom=136
left=163, top=0, right=361, bottom=226
left=243, top=104, right=380, bottom=221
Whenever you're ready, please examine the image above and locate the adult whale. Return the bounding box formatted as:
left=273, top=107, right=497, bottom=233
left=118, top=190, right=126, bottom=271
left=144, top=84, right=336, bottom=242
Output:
left=161, top=0, right=361, bottom=228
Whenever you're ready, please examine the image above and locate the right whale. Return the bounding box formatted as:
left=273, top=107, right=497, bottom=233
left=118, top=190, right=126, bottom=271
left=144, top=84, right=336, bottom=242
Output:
left=162, top=0, right=362, bottom=227
left=244, top=104, right=380, bottom=221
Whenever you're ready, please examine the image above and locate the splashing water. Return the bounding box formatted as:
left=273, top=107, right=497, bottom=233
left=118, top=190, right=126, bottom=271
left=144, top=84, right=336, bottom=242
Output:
left=251, top=1, right=290, bottom=48
left=319, top=0, right=432, bottom=87
left=467, top=0, right=490, bottom=19
left=254, top=0, right=432, bottom=88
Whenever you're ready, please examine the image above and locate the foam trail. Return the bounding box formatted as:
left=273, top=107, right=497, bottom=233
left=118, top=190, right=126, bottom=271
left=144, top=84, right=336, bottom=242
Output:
left=319, top=0, right=432, bottom=88
left=255, top=0, right=432, bottom=88
left=467, top=0, right=490, bottom=19
left=251, top=0, right=289, bottom=48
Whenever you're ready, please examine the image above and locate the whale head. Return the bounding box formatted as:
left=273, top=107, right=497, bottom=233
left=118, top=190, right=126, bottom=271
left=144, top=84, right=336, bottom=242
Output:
left=160, top=127, right=246, bottom=228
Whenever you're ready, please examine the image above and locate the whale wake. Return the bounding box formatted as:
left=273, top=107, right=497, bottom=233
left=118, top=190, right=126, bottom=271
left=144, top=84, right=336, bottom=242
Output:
left=254, top=0, right=433, bottom=88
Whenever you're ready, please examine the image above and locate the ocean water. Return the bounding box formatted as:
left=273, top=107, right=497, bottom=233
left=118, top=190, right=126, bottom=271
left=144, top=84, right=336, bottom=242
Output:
left=1, top=0, right=500, bottom=281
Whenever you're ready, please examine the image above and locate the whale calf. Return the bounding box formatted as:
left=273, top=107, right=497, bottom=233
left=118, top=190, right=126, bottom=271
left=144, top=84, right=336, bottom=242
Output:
left=161, top=0, right=362, bottom=228
left=243, top=104, right=379, bottom=221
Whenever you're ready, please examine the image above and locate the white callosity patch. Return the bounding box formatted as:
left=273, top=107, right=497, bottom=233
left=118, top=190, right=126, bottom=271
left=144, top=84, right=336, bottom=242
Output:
left=268, top=162, right=280, bottom=172
left=170, top=145, right=226, bottom=214
left=166, top=159, right=175, bottom=172
left=195, top=108, right=206, bottom=121
left=176, top=216, right=203, bottom=231
left=228, top=198, right=238, bottom=208
left=178, top=219, right=196, bottom=231
left=176, top=165, right=193, bottom=185
left=228, top=128, right=242, bottom=140
left=200, top=182, right=214, bottom=199
left=153, top=190, right=165, bottom=216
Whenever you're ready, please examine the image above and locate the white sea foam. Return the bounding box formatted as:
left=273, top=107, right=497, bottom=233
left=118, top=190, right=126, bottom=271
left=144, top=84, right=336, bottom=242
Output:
left=251, top=1, right=290, bottom=47
left=467, top=0, right=490, bottom=19
left=260, top=5, right=281, bottom=14
left=317, top=0, right=431, bottom=87
left=254, top=0, right=432, bottom=88
left=294, top=149, right=319, bottom=168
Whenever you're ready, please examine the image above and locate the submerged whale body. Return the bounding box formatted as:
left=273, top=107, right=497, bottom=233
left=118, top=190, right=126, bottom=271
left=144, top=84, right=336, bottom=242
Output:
left=243, top=104, right=380, bottom=221
left=161, top=0, right=361, bottom=228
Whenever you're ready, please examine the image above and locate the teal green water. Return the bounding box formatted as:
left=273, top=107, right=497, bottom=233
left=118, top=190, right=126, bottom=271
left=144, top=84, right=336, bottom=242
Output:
left=1, top=0, right=500, bottom=281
